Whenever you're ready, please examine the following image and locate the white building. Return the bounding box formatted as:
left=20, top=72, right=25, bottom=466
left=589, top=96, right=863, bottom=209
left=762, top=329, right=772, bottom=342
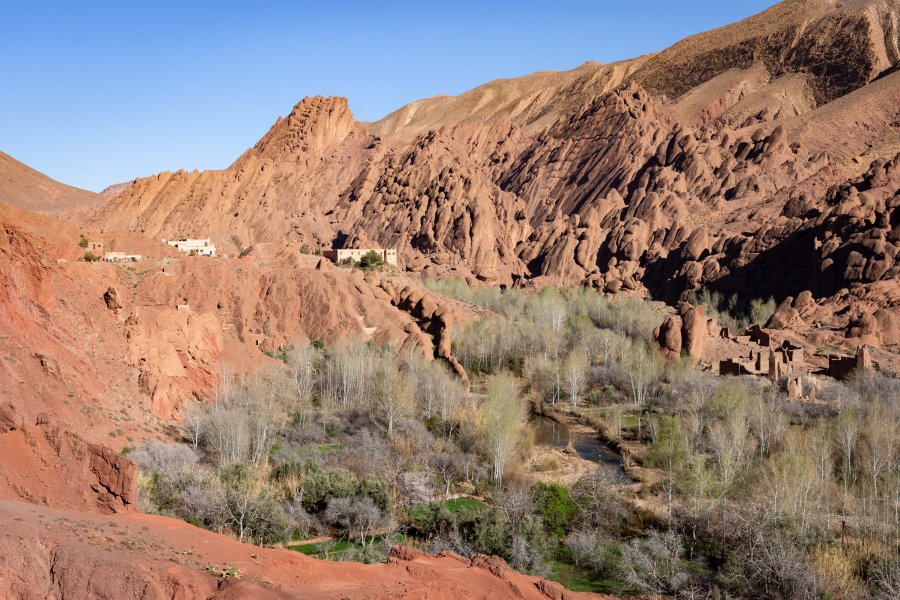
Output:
left=165, top=238, right=216, bottom=257
left=104, top=251, right=142, bottom=262
left=324, top=248, right=397, bottom=266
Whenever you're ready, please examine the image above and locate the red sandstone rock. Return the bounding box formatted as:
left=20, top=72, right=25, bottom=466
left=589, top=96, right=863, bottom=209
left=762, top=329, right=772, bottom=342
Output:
left=680, top=304, right=707, bottom=358
left=654, top=315, right=683, bottom=360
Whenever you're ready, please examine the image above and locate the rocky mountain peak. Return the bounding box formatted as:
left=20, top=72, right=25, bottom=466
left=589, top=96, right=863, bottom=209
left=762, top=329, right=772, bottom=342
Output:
left=238, top=95, right=358, bottom=164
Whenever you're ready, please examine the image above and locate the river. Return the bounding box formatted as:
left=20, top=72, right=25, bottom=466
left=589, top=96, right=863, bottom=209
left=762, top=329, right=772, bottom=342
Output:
left=530, top=414, right=627, bottom=482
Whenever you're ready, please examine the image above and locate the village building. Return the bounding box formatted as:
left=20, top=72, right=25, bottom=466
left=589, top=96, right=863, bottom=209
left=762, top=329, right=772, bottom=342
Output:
left=829, top=346, right=872, bottom=380
left=323, top=248, right=397, bottom=266
left=718, top=326, right=805, bottom=382
left=164, top=238, right=216, bottom=257
left=103, top=251, right=142, bottom=262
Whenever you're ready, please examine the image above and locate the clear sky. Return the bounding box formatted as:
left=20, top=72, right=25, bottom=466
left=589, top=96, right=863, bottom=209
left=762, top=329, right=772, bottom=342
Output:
left=0, top=1, right=778, bottom=191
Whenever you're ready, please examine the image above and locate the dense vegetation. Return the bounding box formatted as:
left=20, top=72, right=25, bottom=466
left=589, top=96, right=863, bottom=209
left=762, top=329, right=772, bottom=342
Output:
left=131, top=281, right=900, bottom=598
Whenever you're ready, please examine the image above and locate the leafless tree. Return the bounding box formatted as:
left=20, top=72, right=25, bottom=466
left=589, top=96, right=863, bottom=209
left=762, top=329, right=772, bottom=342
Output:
left=480, top=373, right=525, bottom=487
left=180, top=402, right=206, bottom=451
left=616, top=530, right=690, bottom=596
left=371, top=356, right=414, bottom=436
left=565, top=346, right=588, bottom=408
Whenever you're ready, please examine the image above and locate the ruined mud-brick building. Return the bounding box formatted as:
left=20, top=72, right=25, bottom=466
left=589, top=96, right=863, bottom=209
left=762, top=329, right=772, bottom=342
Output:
left=829, top=346, right=873, bottom=380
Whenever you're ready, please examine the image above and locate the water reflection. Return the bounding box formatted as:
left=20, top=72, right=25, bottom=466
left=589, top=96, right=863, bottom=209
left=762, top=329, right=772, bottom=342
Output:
left=530, top=415, right=627, bottom=482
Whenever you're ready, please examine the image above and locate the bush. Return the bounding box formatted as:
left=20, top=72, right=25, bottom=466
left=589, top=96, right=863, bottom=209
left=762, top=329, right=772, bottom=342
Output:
left=564, top=529, right=616, bottom=570
left=83, top=251, right=98, bottom=262
left=572, top=474, right=627, bottom=532
left=616, top=530, right=691, bottom=596
left=869, top=557, right=900, bottom=600
left=301, top=466, right=358, bottom=512
left=508, top=516, right=555, bottom=577
left=358, top=250, right=386, bottom=271
left=470, top=508, right=510, bottom=556
left=531, top=481, right=577, bottom=537
left=130, top=441, right=199, bottom=479
left=223, top=481, right=291, bottom=544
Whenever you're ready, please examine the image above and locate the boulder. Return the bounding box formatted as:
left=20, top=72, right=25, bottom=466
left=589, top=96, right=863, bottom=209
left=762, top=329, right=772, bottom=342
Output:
left=679, top=303, right=707, bottom=358
left=654, top=316, right=683, bottom=360
left=103, top=286, right=123, bottom=311
left=766, top=297, right=800, bottom=329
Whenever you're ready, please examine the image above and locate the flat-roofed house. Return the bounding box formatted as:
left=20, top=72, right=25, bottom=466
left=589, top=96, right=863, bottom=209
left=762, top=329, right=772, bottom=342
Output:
left=165, top=238, right=216, bottom=257
left=103, top=251, right=142, bottom=262
left=323, top=248, right=397, bottom=266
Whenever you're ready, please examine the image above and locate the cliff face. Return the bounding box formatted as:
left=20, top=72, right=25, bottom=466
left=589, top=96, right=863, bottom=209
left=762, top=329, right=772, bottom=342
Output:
left=0, top=402, right=137, bottom=514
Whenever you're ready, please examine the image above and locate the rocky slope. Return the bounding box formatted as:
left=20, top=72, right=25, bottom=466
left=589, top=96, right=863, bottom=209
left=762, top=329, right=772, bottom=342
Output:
left=78, top=1, right=899, bottom=352
left=0, top=200, right=474, bottom=437
left=0, top=498, right=605, bottom=600
left=0, top=150, right=103, bottom=213
left=371, top=0, right=900, bottom=138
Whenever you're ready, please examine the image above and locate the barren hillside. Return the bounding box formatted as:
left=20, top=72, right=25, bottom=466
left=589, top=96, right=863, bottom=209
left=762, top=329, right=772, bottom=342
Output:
left=0, top=150, right=102, bottom=213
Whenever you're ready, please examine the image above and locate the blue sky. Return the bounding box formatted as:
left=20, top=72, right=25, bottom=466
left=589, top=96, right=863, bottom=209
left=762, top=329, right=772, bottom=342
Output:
left=0, top=1, right=777, bottom=191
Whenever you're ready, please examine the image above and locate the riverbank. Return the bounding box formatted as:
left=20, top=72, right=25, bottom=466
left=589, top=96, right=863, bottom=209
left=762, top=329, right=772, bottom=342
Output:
left=535, top=404, right=665, bottom=492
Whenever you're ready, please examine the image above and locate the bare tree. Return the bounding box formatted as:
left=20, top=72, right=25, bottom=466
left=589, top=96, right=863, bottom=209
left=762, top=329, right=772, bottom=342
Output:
left=245, top=371, right=289, bottom=465
left=371, top=355, right=414, bottom=436
left=480, top=373, right=525, bottom=487
left=180, top=401, right=206, bottom=451
left=627, top=342, right=658, bottom=405
left=287, top=344, right=319, bottom=428
left=205, top=397, right=251, bottom=466
left=565, top=346, right=588, bottom=408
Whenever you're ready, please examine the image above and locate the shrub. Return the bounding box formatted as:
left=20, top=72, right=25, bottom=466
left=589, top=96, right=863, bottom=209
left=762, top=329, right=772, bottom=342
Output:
left=530, top=481, right=577, bottom=537
left=358, top=250, right=386, bottom=271
left=470, top=508, right=510, bottom=556
left=749, top=297, right=777, bottom=326
left=130, top=441, right=200, bottom=479
left=301, top=466, right=358, bottom=512
left=83, top=251, right=98, bottom=262
left=358, top=474, right=391, bottom=512
left=869, top=557, right=900, bottom=600
left=564, top=529, right=615, bottom=570
left=616, top=530, right=691, bottom=596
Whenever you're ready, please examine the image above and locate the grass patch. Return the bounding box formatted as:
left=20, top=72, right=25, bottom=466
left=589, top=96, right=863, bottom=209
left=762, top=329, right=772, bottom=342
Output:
left=411, top=496, right=486, bottom=519
left=548, top=558, right=626, bottom=594
left=444, top=497, right=485, bottom=513
left=287, top=533, right=412, bottom=559
left=315, top=443, right=344, bottom=454
left=289, top=538, right=353, bottom=556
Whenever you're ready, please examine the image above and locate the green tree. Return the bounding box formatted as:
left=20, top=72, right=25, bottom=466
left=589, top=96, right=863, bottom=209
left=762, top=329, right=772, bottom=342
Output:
left=301, top=466, right=358, bottom=512
left=531, top=481, right=577, bottom=537
left=358, top=474, right=391, bottom=512
left=358, top=250, right=386, bottom=270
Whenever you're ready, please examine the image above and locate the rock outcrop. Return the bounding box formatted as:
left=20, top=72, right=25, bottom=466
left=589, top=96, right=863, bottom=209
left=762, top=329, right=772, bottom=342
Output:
left=0, top=403, right=136, bottom=513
